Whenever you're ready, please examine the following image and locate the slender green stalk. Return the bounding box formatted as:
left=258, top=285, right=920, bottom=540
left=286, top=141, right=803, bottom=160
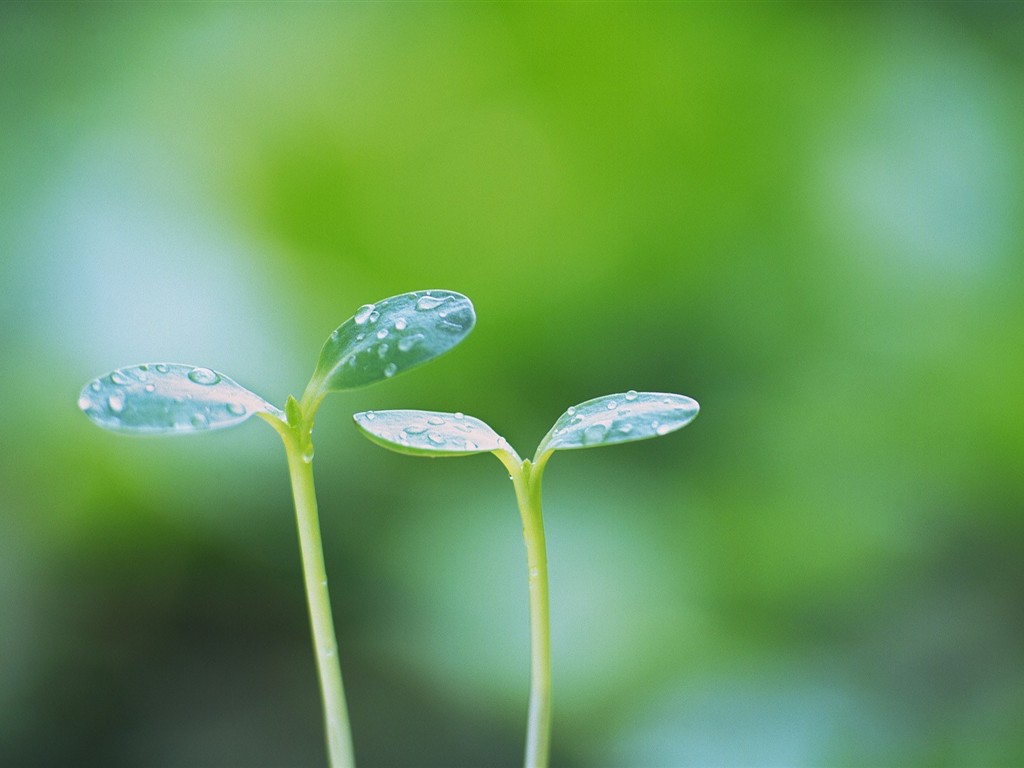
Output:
left=280, top=423, right=355, bottom=768
left=509, top=458, right=552, bottom=768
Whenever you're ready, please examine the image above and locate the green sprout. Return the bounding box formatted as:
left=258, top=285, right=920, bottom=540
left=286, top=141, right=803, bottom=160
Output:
left=352, top=391, right=699, bottom=768
left=77, top=290, right=476, bottom=768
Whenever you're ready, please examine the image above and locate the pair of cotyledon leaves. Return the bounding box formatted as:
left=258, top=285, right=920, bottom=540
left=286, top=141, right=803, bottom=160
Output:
left=78, top=289, right=699, bottom=460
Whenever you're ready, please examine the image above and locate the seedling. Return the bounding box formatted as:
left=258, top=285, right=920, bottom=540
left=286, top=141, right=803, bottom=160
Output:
left=77, top=289, right=476, bottom=768
left=352, top=391, right=699, bottom=768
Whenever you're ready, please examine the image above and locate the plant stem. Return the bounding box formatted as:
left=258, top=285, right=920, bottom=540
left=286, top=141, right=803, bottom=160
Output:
left=510, top=459, right=552, bottom=768
left=282, top=428, right=356, bottom=768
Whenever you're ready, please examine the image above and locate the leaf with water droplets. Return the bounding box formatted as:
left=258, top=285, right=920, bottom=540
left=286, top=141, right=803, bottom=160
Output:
left=78, top=364, right=280, bottom=435
left=352, top=409, right=511, bottom=458
left=308, top=290, right=475, bottom=395
left=535, top=392, right=699, bottom=458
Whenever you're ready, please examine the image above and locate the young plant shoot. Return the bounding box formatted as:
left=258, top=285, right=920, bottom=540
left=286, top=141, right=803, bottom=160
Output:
left=352, top=391, right=700, bottom=768
left=77, top=290, right=476, bottom=768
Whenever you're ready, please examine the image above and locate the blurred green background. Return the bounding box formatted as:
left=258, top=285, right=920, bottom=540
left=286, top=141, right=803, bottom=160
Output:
left=3, top=3, right=1023, bottom=766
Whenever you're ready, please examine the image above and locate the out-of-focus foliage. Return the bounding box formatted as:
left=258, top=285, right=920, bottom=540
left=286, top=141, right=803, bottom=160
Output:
left=2, top=4, right=1023, bottom=766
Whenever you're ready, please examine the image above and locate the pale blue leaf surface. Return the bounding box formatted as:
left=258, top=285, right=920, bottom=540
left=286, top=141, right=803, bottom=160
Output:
left=78, top=363, right=279, bottom=435
left=536, top=392, right=699, bottom=458
left=352, top=409, right=509, bottom=457
left=310, top=290, right=475, bottom=394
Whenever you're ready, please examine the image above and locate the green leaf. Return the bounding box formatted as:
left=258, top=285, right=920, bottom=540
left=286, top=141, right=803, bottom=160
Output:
left=78, top=364, right=280, bottom=435
left=309, top=290, right=475, bottom=394
left=352, top=409, right=509, bottom=458
left=536, top=391, right=699, bottom=457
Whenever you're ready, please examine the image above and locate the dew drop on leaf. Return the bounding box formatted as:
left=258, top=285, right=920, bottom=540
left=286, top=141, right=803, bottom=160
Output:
left=427, top=432, right=445, bottom=445
left=583, top=423, right=608, bottom=444
left=625, top=390, right=638, bottom=401
left=376, top=329, right=388, bottom=340
left=606, top=400, right=617, bottom=410
left=383, top=362, right=398, bottom=378
left=108, top=394, right=125, bottom=413
left=415, top=294, right=448, bottom=311
left=353, top=304, right=375, bottom=325
left=427, top=416, right=445, bottom=425
left=188, top=367, right=220, bottom=386
left=226, top=403, right=246, bottom=416
left=398, top=333, right=425, bottom=352
left=110, top=370, right=129, bottom=386
left=394, top=318, right=408, bottom=331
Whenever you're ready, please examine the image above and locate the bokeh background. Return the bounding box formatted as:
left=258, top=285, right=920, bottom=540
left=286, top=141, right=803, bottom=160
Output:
left=2, top=4, right=1023, bottom=766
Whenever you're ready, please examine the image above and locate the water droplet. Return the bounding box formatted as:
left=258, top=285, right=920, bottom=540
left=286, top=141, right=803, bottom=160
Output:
left=566, top=406, right=576, bottom=416
left=606, top=400, right=617, bottom=410
left=427, top=432, right=445, bottom=445
left=377, top=342, right=390, bottom=358
left=662, top=397, right=673, bottom=405
left=302, top=445, right=315, bottom=463
left=89, top=380, right=101, bottom=392
left=394, top=317, right=408, bottom=331
left=376, top=328, right=388, bottom=340
left=570, top=415, right=585, bottom=426
left=398, top=333, right=425, bottom=352
left=188, top=367, right=220, bottom=385
left=77, top=395, right=92, bottom=411
left=405, top=425, right=427, bottom=435
left=355, top=333, right=365, bottom=342
left=155, top=364, right=169, bottom=374
left=529, top=567, right=539, bottom=578
left=427, top=416, right=445, bottom=425
left=416, top=294, right=448, bottom=311
left=365, top=411, right=376, bottom=421
left=465, top=439, right=479, bottom=450
left=191, top=413, right=209, bottom=428
left=437, top=319, right=464, bottom=333
left=145, top=384, right=156, bottom=393
left=368, top=310, right=380, bottom=323
left=110, top=370, right=129, bottom=386
left=383, top=362, right=398, bottom=378
left=583, top=423, right=608, bottom=444
left=656, top=423, right=673, bottom=436
left=107, top=394, right=125, bottom=413
left=454, top=412, right=464, bottom=419
left=226, top=402, right=246, bottom=416
left=353, top=304, right=375, bottom=325
left=625, top=390, right=638, bottom=401
left=617, top=423, right=634, bottom=435
left=651, top=420, right=660, bottom=430
left=138, top=364, right=149, bottom=372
